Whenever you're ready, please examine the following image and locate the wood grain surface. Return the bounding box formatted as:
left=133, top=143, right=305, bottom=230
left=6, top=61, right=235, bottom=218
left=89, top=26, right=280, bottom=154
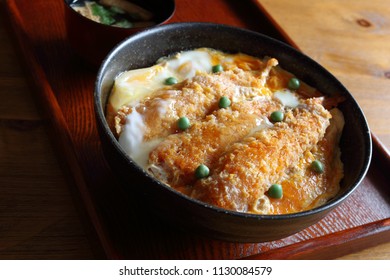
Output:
left=0, top=0, right=389, bottom=260
left=259, top=0, right=390, bottom=149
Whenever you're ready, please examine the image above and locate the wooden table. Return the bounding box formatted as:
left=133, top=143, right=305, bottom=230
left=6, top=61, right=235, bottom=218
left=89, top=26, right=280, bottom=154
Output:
left=260, top=0, right=390, bottom=149
left=0, top=0, right=389, bottom=259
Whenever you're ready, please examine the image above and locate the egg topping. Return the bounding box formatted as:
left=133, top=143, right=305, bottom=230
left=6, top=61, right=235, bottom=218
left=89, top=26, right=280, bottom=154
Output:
left=106, top=48, right=344, bottom=215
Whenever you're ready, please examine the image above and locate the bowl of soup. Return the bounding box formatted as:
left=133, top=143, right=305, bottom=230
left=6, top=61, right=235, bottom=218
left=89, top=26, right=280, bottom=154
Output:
left=94, top=22, right=372, bottom=242
left=64, top=0, right=175, bottom=65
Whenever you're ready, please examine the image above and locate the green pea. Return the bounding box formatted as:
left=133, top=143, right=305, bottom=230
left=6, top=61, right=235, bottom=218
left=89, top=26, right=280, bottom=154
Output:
left=177, top=117, right=190, bottom=130
left=195, top=164, right=210, bottom=179
left=270, top=110, right=284, bottom=122
left=288, top=77, right=300, bottom=90
left=311, top=160, right=324, bottom=173
left=212, top=64, right=223, bottom=73
left=165, top=77, right=178, bottom=85
left=218, top=96, right=231, bottom=109
left=268, top=184, right=283, bottom=199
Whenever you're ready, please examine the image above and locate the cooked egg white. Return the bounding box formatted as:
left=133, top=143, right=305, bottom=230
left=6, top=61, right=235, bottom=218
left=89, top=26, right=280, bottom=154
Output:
left=118, top=109, right=165, bottom=168
left=109, top=49, right=218, bottom=112
left=109, top=65, right=172, bottom=112
left=274, top=89, right=300, bottom=108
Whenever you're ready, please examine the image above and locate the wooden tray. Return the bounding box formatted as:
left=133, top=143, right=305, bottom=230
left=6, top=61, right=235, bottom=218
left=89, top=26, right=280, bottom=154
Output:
left=3, top=0, right=390, bottom=259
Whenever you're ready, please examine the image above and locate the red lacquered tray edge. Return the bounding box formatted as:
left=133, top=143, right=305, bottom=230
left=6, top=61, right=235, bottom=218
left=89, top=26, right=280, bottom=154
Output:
left=2, top=0, right=116, bottom=259
left=3, top=0, right=390, bottom=259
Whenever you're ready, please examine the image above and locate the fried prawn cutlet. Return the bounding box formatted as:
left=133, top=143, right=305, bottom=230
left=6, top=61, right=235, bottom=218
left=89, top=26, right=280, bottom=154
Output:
left=190, top=98, right=332, bottom=214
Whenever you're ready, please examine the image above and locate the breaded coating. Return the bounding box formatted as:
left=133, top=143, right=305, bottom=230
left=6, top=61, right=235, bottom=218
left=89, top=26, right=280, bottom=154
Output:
left=114, top=67, right=274, bottom=140
left=148, top=97, right=283, bottom=192
left=190, top=98, right=332, bottom=213
left=268, top=108, right=344, bottom=214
